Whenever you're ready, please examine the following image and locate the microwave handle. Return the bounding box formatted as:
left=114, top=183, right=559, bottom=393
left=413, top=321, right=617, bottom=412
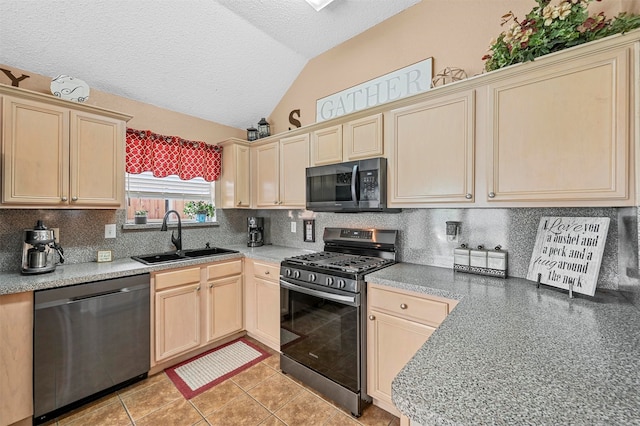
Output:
left=351, top=164, right=359, bottom=203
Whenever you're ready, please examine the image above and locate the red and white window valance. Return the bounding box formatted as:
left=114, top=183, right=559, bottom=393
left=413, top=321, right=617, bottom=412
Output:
left=125, top=128, right=222, bottom=182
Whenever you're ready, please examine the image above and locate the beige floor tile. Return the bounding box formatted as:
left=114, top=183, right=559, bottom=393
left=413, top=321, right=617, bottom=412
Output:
left=58, top=400, right=132, bottom=426
left=247, top=372, right=304, bottom=412
left=190, top=379, right=245, bottom=417
left=357, top=404, right=396, bottom=426
left=57, top=394, right=121, bottom=425
left=135, top=398, right=203, bottom=426
left=275, top=390, right=339, bottom=426
left=259, top=415, right=286, bottom=426
left=205, top=393, right=271, bottom=426
left=261, top=354, right=280, bottom=371
left=324, top=411, right=362, bottom=426
left=231, top=362, right=278, bottom=390
left=120, top=378, right=182, bottom=420
left=118, top=372, right=168, bottom=398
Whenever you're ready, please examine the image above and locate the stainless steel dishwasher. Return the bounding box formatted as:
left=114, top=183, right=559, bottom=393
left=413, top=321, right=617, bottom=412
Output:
left=33, top=274, right=150, bottom=424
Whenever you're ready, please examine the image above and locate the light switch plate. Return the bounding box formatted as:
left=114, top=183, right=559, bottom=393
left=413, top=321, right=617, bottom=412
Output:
left=104, top=224, right=116, bottom=239
left=291, top=221, right=296, bottom=233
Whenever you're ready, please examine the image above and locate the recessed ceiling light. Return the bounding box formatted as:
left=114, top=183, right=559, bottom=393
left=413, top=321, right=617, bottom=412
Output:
left=305, top=0, right=335, bottom=11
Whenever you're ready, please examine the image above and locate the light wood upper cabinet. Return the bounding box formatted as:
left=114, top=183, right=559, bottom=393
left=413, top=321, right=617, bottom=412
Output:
left=252, top=134, right=309, bottom=208
left=344, top=113, right=383, bottom=160
left=311, top=125, right=342, bottom=166
left=217, top=139, right=251, bottom=208
left=0, top=87, right=130, bottom=209
left=385, top=90, right=475, bottom=206
left=485, top=48, right=630, bottom=204
left=279, top=133, right=310, bottom=207
left=253, top=141, right=280, bottom=208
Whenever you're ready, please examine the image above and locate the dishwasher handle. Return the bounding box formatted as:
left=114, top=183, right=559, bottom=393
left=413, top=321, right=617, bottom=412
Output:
left=70, top=287, right=132, bottom=302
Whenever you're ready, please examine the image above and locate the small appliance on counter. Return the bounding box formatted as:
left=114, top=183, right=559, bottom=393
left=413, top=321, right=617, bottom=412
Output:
left=247, top=216, right=268, bottom=247
left=454, top=244, right=507, bottom=278
left=21, top=220, right=64, bottom=275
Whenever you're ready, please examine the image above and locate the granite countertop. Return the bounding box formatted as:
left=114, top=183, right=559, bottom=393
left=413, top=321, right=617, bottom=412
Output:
left=365, top=263, right=640, bottom=425
left=0, top=244, right=312, bottom=295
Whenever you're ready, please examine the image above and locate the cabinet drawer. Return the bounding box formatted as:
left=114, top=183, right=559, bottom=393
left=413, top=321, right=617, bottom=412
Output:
left=207, top=260, right=242, bottom=280
left=154, top=267, right=201, bottom=291
left=253, top=261, right=279, bottom=282
left=368, top=286, right=449, bottom=326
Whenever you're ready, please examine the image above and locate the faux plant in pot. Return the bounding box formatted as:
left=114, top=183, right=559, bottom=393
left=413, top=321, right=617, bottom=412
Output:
left=134, top=210, right=148, bottom=224
left=183, top=201, right=215, bottom=222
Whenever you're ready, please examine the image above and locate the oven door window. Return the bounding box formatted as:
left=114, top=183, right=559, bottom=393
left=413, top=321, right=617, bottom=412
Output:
left=281, top=286, right=360, bottom=392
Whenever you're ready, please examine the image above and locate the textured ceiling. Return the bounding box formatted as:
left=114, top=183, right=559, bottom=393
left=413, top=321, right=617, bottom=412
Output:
left=0, top=0, right=420, bottom=129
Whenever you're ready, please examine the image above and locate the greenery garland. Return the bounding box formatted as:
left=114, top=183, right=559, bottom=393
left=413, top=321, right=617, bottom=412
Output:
left=483, top=0, right=640, bottom=72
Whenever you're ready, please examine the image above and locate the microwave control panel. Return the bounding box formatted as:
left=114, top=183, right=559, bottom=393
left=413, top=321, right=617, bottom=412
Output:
left=360, top=170, right=380, bottom=201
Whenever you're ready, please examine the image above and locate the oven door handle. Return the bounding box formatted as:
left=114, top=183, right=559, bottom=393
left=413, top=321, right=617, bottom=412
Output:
left=280, top=279, right=358, bottom=305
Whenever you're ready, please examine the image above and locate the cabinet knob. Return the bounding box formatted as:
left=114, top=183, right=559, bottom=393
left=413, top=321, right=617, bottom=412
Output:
left=196, top=286, right=201, bottom=291
left=71, top=196, right=78, bottom=201
left=400, top=303, right=408, bottom=310
left=488, top=192, right=496, bottom=198
left=209, top=284, right=213, bottom=289
left=237, top=201, right=242, bottom=206
left=61, top=197, right=68, bottom=202
left=279, top=201, right=283, bottom=205
left=274, top=201, right=278, bottom=204
left=265, top=271, right=270, bottom=275
left=465, top=193, right=472, bottom=199
left=368, top=315, right=376, bottom=321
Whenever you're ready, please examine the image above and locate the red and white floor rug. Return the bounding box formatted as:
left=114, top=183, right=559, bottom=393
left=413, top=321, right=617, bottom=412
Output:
left=165, top=338, right=270, bottom=399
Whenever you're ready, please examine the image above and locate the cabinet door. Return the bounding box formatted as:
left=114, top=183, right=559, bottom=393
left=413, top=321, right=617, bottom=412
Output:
left=219, top=142, right=251, bottom=208
left=311, top=125, right=342, bottom=166
left=253, top=142, right=280, bottom=207
left=344, top=113, right=383, bottom=160
left=70, top=111, right=125, bottom=207
left=155, top=283, right=201, bottom=362
left=367, top=309, right=434, bottom=415
left=385, top=90, right=475, bottom=205
left=486, top=48, right=629, bottom=203
left=0, top=292, right=33, bottom=425
left=252, top=276, right=280, bottom=350
left=206, top=275, right=243, bottom=342
left=279, top=133, right=310, bottom=207
left=2, top=96, right=69, bottom=205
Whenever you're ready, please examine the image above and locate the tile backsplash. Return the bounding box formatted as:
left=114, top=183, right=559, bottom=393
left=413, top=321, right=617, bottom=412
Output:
left=0, top=206, right=636, bottom=294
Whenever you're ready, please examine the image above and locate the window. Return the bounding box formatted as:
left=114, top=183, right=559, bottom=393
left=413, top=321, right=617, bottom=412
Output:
left=126, top=172, right=215, bottom=222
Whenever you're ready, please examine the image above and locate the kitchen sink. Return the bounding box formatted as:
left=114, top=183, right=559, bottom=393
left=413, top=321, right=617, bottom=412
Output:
left=131, top=247, right=239, bottom=265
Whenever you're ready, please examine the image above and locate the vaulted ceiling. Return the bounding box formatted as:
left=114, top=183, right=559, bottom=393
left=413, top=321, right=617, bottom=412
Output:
left=0, top=0, right=420, bottom=129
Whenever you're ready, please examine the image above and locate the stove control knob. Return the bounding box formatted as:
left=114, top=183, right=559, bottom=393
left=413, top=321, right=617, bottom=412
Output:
left=309, top=273, right=316, bottom=282
left=338, top=280, right=346, bottom=289
left=293, top=270, right=300, bottom=279
left=285, top=269, right=292, bottom=277
left=326, top=277, right=334, bottom=286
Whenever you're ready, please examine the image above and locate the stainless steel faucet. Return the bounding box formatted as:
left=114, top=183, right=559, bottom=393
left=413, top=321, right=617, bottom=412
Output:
left=161, top=210, right=182, bottom=252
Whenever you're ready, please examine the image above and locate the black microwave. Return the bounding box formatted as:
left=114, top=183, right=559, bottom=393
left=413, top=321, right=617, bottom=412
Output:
left=306, top=157, right=398, bottom=212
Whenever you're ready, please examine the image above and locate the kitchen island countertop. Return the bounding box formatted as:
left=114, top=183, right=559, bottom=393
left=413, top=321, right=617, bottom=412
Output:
left=365, top=263, right=640, bottom=425
left=0, top=244, right=312, bottom=295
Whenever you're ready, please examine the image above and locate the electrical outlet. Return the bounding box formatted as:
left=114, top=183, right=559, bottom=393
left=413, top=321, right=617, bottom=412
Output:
left=104, top=224, right=117, bottom=239
left=51, top=228, right=60, bottom=243
left=291, top=221, right=296, bottom=233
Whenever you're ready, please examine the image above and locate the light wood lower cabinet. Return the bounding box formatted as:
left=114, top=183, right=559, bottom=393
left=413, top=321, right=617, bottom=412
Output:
left=152, top=259, right=243, bottom=365
left=367, top=284, right=456, bottom=416
left=244, top=259, right=281, bottom=350
left=0, top=292, right=33, bottom=426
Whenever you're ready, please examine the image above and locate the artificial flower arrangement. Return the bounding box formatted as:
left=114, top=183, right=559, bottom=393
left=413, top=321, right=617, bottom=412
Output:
left=483, top=0, right=640, bottom=72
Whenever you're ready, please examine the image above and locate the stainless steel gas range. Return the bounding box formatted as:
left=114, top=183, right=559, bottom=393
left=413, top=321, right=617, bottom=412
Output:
left=279, top=227, right=398, bottom=417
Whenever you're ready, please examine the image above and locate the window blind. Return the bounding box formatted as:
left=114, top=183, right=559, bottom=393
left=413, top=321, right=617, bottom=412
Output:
left=126, top=171, right=213, bottom=201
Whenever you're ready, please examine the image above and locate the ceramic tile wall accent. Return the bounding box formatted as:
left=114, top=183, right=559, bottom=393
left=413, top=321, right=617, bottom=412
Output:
left=256, top=207, right=623, bottom=290
left=0, top=209, right=248, bottom=273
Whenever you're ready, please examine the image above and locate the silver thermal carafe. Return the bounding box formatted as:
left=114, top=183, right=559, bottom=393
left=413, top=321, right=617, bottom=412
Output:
left=21, top=220, right=64, bottom=274
left=247, top=217, right=265, bottom=247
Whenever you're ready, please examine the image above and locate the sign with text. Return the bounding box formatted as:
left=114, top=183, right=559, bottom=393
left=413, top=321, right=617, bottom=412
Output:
left=527, top=217, right=609, bottom=296
left=316, top=58, right=433, bottom=122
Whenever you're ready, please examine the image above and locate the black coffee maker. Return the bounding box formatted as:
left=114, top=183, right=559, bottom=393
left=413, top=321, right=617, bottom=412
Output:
left=247, top=217, right=264, bottom=247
